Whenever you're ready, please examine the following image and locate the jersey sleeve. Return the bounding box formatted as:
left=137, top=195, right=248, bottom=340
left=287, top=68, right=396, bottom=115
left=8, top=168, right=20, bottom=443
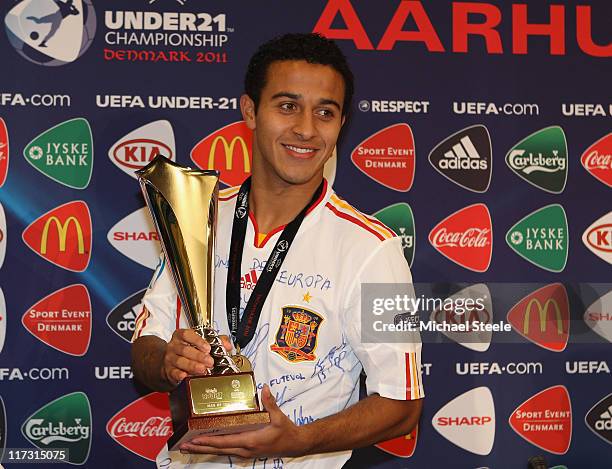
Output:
left=343, top=237, right=424, bottom=401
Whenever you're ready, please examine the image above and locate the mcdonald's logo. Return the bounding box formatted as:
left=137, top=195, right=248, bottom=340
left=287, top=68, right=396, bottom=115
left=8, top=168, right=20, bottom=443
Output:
left=507, top=283, right=569, bottom=352
left=191, top=121, right=253, bottom=187
left=22, top=201, right=92, bottom=272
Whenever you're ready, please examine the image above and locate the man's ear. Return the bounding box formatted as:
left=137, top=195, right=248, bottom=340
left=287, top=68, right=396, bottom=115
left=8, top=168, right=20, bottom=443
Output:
left=240, top=94, right=256, bottom=130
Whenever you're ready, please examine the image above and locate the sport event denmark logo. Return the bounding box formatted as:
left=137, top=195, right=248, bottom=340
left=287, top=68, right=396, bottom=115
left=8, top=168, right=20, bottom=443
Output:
left=373, top=203, right=415, bottom=267
left=509, top=385, right=572, bottom=454
left=0, top=288, right=5, bottom=354
left=582, top=212, right=612, bottom=265
left=0, top=202, right=6, bottom=269
left=22, top=284, right=91, bottom=356
left=5, top=0, right=96, bottom=66
left=583, top=290, right=612, bottom=343
left=428, top=124, right=492, bottom=192
left=0, top=118, right=8, bottom=187
left=21, top=391, right=92, bottom=465
left=507, top=284, right=570, bottom=352
left=107, top=207, right=161, bottom=269
left=375, top=426, right=418, bottom=458
left=505, top=126, right=568, bottom=193
left=581, top=132, right=612, bottom=188
left=22, top=200, right=92, bottom=272
left=432, top=386, right=495, bottom=455
left=429, top=203, right=492, bottom=272
left=585, top=393, right=612, bottom=446
left=108, top=120, right=175, bottom=179
left=23, top=118, right=93, bottom=189
left=107, top=288, right=147, bottom=343
left=106, top=392, right=172, bottom=461
left=351, top=123, right=415, bottom=192
left=506, top=204, right=568, bottom=272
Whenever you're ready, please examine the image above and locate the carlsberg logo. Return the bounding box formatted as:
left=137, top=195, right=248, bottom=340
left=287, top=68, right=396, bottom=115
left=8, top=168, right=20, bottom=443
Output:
left=24, top=418, right=90, bottom=444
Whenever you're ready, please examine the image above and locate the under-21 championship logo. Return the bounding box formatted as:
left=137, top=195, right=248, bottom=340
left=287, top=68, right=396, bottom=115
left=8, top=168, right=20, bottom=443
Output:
left=23, top=118, right=93, bottom=189
left=107, top=288, right=147, bottom=343
left=106, top=393, right=172, bottom=461
left=21, top=392, right=92, bottom=465
left=429, top=204, right=492, bottom=272
left=373, top=203, right=415, bottom=267
left=107, top=207, right=161, bottom=269
left=583, top=290, right=612, bottom=343
left=505, top=126, right=568, bottom=193
left=585, top=393, right=612, bottom=445
left=506, top=204, right=568, bottom=272
left=5, top=0, right=96, bottom=66
left=22, top=200, right=92, bottom=272
left=271, top=306, right=324, bottom=363
left=507, top=284, right=570, bottom=352
left=428, top=125, right=492, bottom=192
left=351, top=123, right=415, bottom=191
left=0, top=118, right=8, bottom=187
left=22, top=284, right=91, bottom=356
left=581, top=132, right=612, bottom=188
left=582, top=212, right=612, bottom=265
left=509, top=385, right=572, bottom=454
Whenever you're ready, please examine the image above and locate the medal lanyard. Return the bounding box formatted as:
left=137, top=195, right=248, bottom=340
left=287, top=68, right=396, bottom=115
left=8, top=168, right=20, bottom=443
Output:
left=226, top=177, right=324, bottom=349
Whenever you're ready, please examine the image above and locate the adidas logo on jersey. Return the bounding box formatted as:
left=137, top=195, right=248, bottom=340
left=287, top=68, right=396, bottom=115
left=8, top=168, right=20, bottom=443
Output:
left=241, top=269, right=258, bottom=290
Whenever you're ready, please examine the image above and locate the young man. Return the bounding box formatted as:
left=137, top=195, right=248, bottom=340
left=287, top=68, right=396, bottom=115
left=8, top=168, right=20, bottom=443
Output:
left=132, top=33, right=423, bottom=468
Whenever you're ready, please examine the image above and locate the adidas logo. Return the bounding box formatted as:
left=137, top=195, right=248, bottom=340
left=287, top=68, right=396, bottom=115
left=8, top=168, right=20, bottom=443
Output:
left=240, top=270, right=258, bottom=290
left=595, top=407, right=612, bottom=431
left=438, top=135, right=487, bottom=170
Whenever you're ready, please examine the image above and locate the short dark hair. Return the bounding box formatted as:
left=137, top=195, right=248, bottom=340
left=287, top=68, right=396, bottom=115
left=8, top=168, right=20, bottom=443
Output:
left=244, top=33, right=354, bottom=117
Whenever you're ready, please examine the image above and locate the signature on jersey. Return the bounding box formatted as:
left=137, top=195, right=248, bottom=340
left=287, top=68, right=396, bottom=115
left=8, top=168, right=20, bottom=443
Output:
left=311, top=339, right=349, bottom=384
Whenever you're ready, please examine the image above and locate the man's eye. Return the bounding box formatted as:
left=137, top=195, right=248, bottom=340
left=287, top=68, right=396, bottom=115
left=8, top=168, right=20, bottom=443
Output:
left=280, top=103, right=297, bottom=111
left=317, top=109, right=334, bottom=118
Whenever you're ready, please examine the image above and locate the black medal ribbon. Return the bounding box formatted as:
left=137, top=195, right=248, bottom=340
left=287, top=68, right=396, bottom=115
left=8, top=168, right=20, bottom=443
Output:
left=226, top=177, right=324, bottom=349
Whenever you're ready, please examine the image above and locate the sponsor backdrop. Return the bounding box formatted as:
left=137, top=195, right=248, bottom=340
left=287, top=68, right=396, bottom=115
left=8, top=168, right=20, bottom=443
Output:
left=0, top=0, right=610, bottom=467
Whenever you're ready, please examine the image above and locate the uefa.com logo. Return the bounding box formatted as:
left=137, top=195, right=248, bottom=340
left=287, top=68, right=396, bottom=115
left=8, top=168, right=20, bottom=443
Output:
left=5, top=0, right=96, bottom=66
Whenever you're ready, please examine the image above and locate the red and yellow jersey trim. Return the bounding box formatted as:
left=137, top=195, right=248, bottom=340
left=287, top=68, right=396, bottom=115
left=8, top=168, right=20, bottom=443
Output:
left=326, top=194, right=396, bottom=241
left=405, top=351, right=424, bottom=400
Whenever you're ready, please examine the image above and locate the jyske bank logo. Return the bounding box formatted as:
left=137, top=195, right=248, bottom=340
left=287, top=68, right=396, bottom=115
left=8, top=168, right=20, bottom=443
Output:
left=583, top=290, right=612, bottom=343
left=432, top=386, right=495, bottom=455
left=107, top=207, right=161, bottom=269
left=582, top=212, right=612, bottom=265
left=22, top=200, right=92, bottom=272
left=5, top=0, right=96, bottom=66
left=191, top=121, right=253, bottom=187
left=23, top=118, right=93, bottom=189
left=428, top=125, right=492, bottom=192
left=506, top=204, right=568, bottom=272
left=429, top=204, right=492, bottom=272
left=507, top=284, right=570, bottom=352
left=106, top=392, right=172, bottom=461
left=22, top=392, right=92, bottom=465
left=506, top=126, right=568, bottom=194
left=108, top=120, right=176, bottom=179
left=509, top=385, right=572, bottom=454
left=0, top=118, right=8, bottom=187
left=581, top=132, right=612, bottom=188
left=22, top=284, right=91, bottom=356
left=107, top=288, right=147, bottom=343
left=585, top=393, right=612, bottom=445
left=351, top=123, right=415, bottom=191
left=373, top=203, right=415, bottom=267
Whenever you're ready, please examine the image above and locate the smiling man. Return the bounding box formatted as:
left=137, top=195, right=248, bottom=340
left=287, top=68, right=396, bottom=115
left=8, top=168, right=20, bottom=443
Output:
left=132, top=33, right=423, bottom=469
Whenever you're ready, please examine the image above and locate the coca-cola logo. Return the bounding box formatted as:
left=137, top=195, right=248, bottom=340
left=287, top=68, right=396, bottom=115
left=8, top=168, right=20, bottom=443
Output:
left=109, top=416, right=172, bottom=438
left=431, top=228, right=490, bottom=248
left=583, top=151, right=612, bottom=170
left=581, top=133, right=612, bottom=188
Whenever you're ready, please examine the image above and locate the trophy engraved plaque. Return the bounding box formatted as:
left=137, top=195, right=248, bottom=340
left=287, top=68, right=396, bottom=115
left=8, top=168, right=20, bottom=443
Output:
left=137, top=156, right=269, bottom=450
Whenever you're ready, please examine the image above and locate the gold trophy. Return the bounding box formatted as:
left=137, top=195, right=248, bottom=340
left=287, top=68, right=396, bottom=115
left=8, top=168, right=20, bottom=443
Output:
left=137, top=156, right=269, bottom=450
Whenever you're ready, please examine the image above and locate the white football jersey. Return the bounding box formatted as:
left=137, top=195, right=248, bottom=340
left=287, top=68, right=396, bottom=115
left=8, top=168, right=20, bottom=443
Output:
left=134, top=180, right=424, bottom=469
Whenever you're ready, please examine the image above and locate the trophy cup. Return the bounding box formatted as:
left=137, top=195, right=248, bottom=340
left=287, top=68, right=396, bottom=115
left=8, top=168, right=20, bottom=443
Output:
left=137, top=156, right=269, bottom=450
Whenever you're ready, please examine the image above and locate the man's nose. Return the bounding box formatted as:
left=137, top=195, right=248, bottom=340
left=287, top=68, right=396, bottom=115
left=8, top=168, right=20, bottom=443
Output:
left=292, top=111, right=316, bottom=140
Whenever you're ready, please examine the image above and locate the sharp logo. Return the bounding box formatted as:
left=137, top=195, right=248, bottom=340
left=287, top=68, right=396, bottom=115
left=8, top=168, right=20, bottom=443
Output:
left=22, top=201, right=92, bottom=272
left=429, top=203, right=492, bottom=272
left=585, top=393, right=612, bottom=445
left=108, top=120, right=176, bottom=179
left=375, top=425, right=418, bottom=458
left=373, top=203, right=415, bottom=267
left=106, top=392, right=172, bottom=461
left=509, top=385, right=572, bottom=454
left=22, top=284, right=91, bottom=356
left=5, top=0, right=96, bottom=66
left=107, top=289, right=147, bottom=343
left=432, top=386, right=495, bottom=455
left=0, top=202, right=6, bottom=269
left=430, top=284, right=493, bottom=352
left=351, top=123, right=415, bottom=192
left=582, top=212, right=612, bottom=265
left=23, top=118, right=93, bottom=189
left=506, top=204, right=568, bottom=272
left=583, top=290, right=612, bottom=343
left=107, top=207, right=161, bottom=270
left=0, top=395, right=5, bottom=462
left=191, top=121, right=253, bottom=187
left=21, top=392, right=92, bottom=465
left=428, top=125, right=492, bottom=192
left=0, top=288, right=5, bottom=354
left=0, top=118, right=8, bottom=187
left=505, top=126, right=568, bottom=193
left=507, top=284, right=570, bottom=352
left=581, top=132, right=612, bottom=188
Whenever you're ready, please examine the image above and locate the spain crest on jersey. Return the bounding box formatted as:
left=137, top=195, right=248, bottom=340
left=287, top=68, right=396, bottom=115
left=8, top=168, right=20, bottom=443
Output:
left=271, top=306, right=324, bottom=363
